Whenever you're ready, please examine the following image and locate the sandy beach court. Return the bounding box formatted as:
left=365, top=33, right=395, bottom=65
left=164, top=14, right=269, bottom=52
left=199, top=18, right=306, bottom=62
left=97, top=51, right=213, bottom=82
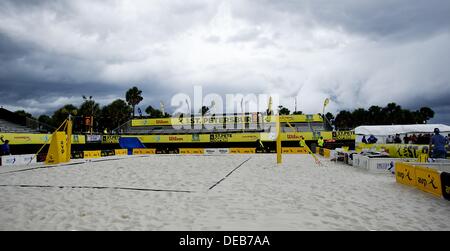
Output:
left=0, top=154, right=449, bottom=231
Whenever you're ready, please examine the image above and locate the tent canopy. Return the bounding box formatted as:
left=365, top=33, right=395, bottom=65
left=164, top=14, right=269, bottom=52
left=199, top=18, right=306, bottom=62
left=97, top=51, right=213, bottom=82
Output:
left=355, top=124, right=450, bottom=136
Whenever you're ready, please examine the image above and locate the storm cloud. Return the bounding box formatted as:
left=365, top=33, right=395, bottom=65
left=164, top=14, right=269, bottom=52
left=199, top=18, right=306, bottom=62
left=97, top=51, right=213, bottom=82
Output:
left=0, top=0, right=449, bottom=123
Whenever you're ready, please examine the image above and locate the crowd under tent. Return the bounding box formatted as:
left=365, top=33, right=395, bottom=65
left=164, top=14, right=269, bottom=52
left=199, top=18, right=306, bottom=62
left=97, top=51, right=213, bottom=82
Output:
left=354, top=124, right=450, bottom=144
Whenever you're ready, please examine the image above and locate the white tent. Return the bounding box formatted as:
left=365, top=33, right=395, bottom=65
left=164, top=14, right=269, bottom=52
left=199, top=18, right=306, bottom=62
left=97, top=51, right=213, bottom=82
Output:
left=355, top=124, right=450, bottom=136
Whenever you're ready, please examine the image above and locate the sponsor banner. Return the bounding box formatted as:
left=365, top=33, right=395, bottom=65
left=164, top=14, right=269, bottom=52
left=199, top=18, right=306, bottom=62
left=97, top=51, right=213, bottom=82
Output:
left=133, top=149, right=156, bottom=155
left=104, top=131, right=353, bottom=144
left=395, top=162, right=417, bottom=187
left=179, top=148, right=205, bottom=154
left=132, top=114, right=324, bottom=127
left=230, top=148, right=256, bottom=154
left=0, top=154, right=36, bottom=166
left=102, top=135, right=121, bottom=144
left=204, top=148, right=230, bottom=155
left=440, top=172, right=450, bottom=201
left=115, top=149, right=128, bottom=156
left=83, top=150, right=101, bottom=159
left=101, top=150, right=115, bottom=157
left=332, top=131, right=356, bottom=140
left=384, top=144, right=429, bottom=158
left=415, top=166, right=442, bottom=197
left=356, top=143, right=429, bottom=158
left=0, top=133, right=85, bottom=145
left=264, top=114, right=323, bottom=123
left=282, top=148, right=309, bottom=154
left=71, top=151, right=84, bottom=159
left=86, top=135, right=102, bottom=143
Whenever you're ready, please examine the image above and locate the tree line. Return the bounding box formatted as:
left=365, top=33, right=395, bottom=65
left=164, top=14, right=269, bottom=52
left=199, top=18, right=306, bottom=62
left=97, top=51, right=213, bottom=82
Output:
left=13, top=87, right=164, bottom=133
left=276, top=102, right=435, bottom=130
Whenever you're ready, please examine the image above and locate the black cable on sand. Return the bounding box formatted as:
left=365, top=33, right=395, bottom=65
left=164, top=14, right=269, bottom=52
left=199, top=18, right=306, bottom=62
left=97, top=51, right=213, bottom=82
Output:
left=0, top=184, right=193, bottom=193
left=208, top=157, right=252, bottom=191
left=0, top=155, right=147, bottom=175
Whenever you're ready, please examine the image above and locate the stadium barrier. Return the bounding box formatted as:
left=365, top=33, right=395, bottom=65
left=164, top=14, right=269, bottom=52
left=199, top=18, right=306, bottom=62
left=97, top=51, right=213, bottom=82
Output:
left=356, top=143, right=429, bottom=158
left=83, top=150, right=101, bottom=159
left=0, top=154, right=36, bottom=166
left=132, top=148, right=156, bottom=155
left=72, top=151, right=84, bottom=159
left=282, top=147, right=309, bottom=154
left=230, top=148, right=256, bottom=154
left=115, top=149, right=128, bottom=156
left=179, top=148, right=204, bottom=154
left=317, top=147, right=331, bottom=158
left=395, top=162, right=449, bottom=200
left=352, top=155, right=416, bottom=174
left=204, top=148, right=230, bottom=155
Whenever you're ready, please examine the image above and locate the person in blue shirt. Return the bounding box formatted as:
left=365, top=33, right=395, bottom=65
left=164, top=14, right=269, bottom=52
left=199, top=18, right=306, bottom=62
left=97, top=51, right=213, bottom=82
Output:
left=0, top=136, right=11, bottom=156
left=429, top=128, right=448, bottom=159
left=367, top=135, right=378, bottom=144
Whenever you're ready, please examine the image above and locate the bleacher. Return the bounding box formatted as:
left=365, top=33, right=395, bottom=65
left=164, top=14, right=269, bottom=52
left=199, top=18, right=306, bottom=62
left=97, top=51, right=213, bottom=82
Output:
left=0, top=108, right=41, bottom=133
left=0, top=118, right=38, bottom=133
left=120, top=114, right=326, bottom=135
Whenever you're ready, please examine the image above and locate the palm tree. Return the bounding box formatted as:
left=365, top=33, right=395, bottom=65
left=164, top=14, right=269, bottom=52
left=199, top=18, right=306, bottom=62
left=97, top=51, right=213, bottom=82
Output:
left=125, top=87, right=143, bottom=117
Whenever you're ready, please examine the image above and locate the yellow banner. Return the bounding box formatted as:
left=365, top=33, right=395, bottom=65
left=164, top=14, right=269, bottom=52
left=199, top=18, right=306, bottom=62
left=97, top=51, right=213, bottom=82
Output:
left=282, top=148, right=309, bottom=154
left=84, top=150, right=101, bottom=159
left=115, top=149, right=128, bottom=155
left=0, top=133, right=85, bottom=145
left=415, top=166, right=442, bottom=197
left=101, top=131, right=355, bottom=144
left=230, top=148, right=256, bottom=154
left=179, top=148, right=205, bottom=154
left=132, top=114, right=324, bottom=127
left=133, top=148, right=156, bottom=155
left=395, top=162, right=417, bottom=187
left=356, top=143, right=429, bottom=158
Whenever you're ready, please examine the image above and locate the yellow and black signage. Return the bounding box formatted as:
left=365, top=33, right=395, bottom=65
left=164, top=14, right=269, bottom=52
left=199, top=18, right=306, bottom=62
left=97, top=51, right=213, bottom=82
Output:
left=415, top=166, right=442, bottom=197
left=102, top=135, right=121, bottom=144
left=115, top=149, right=128, bottom=155
left=440, top=172, right=450, bottom=201
left=84, top=150, right=101, bottom=159
left=395, top=162, right=417, bottom=187
left=282, top=148, right=309, bottom=154
left=101, top=150, right=115, bottom=157
left=179, top=148, right=205, bottom=154
left=230, top=148, right=256, bottom=154
left=210, top=133, right=233, bottom=142
left=332, top=131, right=355, bottom=140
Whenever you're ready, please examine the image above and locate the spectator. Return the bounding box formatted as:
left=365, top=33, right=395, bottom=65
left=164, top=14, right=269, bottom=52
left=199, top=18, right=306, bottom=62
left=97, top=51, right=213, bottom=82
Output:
left=429, top=128, right=447, bottom=159
left=410, top=134, right=418, bottom=144
left=367, top=135, right=378, bottom=144
left=0, top=136, right=11, bottom=156
left=361, top=135, right=368, bottom=144
left=386, top=135, right=394, bottom=144
left=394, top=134, right=402, bottom=144
left=403, top=134, right=410, bottom=144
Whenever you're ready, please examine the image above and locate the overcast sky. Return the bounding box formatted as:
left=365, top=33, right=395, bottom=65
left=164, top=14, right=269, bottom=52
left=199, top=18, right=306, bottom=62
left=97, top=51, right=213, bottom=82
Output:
left=1, top=0, right=449, bottom=123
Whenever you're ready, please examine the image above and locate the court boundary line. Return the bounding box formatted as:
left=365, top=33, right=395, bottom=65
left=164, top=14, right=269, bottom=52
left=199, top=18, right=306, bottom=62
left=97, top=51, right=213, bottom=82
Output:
left=208, top=157, right=252, bottom=191
left=0, top=184, right=194, bottom=193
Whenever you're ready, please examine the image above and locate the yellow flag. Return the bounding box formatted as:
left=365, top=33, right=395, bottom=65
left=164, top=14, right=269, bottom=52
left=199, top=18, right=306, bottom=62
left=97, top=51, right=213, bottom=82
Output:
left=324, top=98, right=330, bottom=107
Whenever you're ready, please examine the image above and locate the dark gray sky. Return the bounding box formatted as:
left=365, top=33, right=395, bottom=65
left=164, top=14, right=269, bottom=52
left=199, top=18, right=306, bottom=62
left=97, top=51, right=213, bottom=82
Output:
left=1, top=0, right=449, bottom=123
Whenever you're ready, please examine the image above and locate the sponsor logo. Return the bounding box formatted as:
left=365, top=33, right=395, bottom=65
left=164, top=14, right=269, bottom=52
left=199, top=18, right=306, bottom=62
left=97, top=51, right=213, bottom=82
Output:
left=169, top=136, right=184, bottom=142
left=210, top=134, right=232, bottom=142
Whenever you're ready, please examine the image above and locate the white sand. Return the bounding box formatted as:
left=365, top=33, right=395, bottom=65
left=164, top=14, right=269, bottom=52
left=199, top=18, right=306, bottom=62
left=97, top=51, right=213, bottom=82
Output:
left=0, top=154, right=449, bottom=231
